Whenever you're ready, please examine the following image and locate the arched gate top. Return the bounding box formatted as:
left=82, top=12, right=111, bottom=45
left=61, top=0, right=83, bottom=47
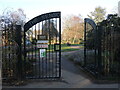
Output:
left=84, top=18, right=96, bottom=30
left=24, top=11, right=61, bottom=32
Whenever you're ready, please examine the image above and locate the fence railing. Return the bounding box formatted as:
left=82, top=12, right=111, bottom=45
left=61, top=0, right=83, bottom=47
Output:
left=1, top=24, right=23, bottom=84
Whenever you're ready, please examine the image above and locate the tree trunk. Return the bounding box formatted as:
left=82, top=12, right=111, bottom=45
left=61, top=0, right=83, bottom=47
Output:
left=72, top=34, right=76, bottom=44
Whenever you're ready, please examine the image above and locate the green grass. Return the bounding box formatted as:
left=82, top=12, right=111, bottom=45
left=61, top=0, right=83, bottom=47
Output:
left=46, top=44, right=82, bottom=52
left=27, top=44, right=83, bottom=54
left=62, top=48, right=79, bottom=52
left=61, top=44, right=79, bottom=52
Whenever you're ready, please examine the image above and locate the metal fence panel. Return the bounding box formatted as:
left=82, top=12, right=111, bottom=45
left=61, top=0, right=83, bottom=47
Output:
left=84, top=15, right=120, bottom=79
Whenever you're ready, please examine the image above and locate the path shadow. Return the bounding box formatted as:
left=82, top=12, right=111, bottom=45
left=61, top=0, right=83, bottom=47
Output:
left=61, top=50, right=119, bottom=84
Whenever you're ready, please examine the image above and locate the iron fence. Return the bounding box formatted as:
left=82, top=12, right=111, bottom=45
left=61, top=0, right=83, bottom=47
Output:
left=1, top=24, right=23, bottom=83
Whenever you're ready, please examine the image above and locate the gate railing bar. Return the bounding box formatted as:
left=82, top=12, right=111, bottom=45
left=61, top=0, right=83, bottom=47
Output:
left=4, top=25, right=6, bottom=79
left=55, top=18, right=58, bottom=77
left=24, top=25, right=26, bottom=78
left=59, top=13, right=61, bottom=78
left=84, top=19, right=87, bottom=67
left=38, top=22, right=41, bottom=78
left=1, top=25, right=3, bottom=78
left=31, top=27, right=34, bottom=78
left=94, top=24, right=97, bottom=69
left=46, top=20, right=48, bottom=77
left=41, top=21, right=44, bottom=78
left=35, top=24, right=37, bottom=78
left=51, top=18, right=54, bottom=77
left=11, top=24, right=15, bottom=78
left=48, top=19, right=51, bottom=77
left=27, top=27, right=30, bottom=77
left=8, top=24, right=10, bottom=78
left=97, top=24, right=102, bottom=78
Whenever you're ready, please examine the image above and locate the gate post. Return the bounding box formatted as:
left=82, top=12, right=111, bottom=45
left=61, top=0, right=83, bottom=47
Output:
left=15, top=25, right=23, bottom=81
left=59, top=13, right=61, bottom=78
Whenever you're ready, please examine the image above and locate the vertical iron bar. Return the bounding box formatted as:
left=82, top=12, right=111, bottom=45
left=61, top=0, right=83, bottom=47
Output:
left=51, top=19, right=54, bottom=78
left=7, top=24, right=11, bottom=78
left=41, top=21, right=44, bottom=78
left=46, top=21, right=48, bottom=77
left=4, top=24, right=7, bottom=78
left=84, top=19, right=87, bottom=67
left=49, top=19, right=51, bottom=77
left=59, top=13, right=61, bottom=78
left=28, top=28, right=30, bottom=78
left=97, top=24, right=102, bottom=78
left=38, top=23, right=41, bottom=78
left=35, top=25, right=37, bottom=78
left=31, top=27, right=34, bottom=78
left=55, top=18, right=58, bottom=77
left=94, top=25, right=97, bottom=69
left=1, top=26, right=3, bottom=78
left=45, top=20, right=47, bottom=78
left=110, top=26, right=112, bottom=76
left=112, top=26, right=115, bottom=76
left=11, top=24, right=14, bottom=78
left=24, top=25, right=26, bottom=78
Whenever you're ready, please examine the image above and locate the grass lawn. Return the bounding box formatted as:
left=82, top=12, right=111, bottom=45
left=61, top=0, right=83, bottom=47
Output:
left=61, top=44, right=83, bottom=52
left=46, top=44, right=83, bottom=52
left=27, top=44, right=83, bottom=54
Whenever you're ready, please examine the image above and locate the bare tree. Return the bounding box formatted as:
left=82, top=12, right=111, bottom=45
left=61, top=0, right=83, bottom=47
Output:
left=0, top=8, right=27, bottom=48
left=62, top=15, right=84, bottom=44
left=0, top=8, right=26, bottom=30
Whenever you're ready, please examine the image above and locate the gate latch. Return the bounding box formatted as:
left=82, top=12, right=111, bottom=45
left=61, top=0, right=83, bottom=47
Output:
left=54, top=43, right=60, bottom=51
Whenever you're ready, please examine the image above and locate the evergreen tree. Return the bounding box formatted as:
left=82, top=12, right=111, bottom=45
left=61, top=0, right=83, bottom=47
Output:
left=87, top=6, right=106, bottom=23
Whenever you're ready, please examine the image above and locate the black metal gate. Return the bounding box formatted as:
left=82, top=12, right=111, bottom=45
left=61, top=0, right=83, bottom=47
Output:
left=84, top=18, right=98, bottom=76
left=23, top=12, right=61, bottom=79
left=84, top=15, right=120, bottom=79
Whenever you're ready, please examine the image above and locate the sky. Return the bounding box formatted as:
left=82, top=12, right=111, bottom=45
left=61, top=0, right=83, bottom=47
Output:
left=0, top=0, right=119, bottom=21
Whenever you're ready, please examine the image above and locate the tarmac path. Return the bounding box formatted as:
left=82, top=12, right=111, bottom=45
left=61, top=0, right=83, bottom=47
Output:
left=2, top=49, right=119, bottom=88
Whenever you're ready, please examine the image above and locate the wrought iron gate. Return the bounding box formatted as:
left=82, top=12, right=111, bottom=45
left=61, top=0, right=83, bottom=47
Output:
left=84, top=18, right=98, bottom=76
left=23, top=12, right=61, bottom=79
left=84, top=15, right=120, bottom=79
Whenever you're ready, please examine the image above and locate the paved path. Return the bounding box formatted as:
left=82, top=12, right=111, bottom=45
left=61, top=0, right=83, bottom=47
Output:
left=70, top=45, right=80, bottom=49
left=3, top=50, right=119, bottom=88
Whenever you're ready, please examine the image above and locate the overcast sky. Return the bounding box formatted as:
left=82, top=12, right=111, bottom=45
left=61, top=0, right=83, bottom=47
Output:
left=0, top=0, right=119, bottom=21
